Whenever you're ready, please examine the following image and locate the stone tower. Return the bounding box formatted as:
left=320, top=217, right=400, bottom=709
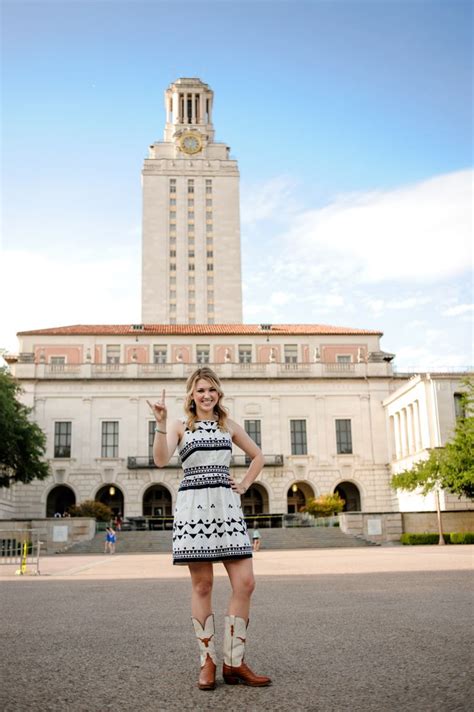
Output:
left=141, top=77, right=243, bottom=324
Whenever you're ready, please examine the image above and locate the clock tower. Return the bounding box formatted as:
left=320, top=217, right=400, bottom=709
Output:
left=141, top=77, right=243, bottom=324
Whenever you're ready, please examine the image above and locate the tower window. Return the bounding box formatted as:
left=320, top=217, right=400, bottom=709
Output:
left=170, top=263, right=176, bottom=271
left=188, top=250, right=195, bottom=258
left=189, top=290, right=195, bottom=299
left=169, top=198, right=176, bottom=205
left=189, top=263, right=195, bottom=271
left=188, top=180, right=194, bottom=194
left=169, top=179, right=176, bottom=194
left=169, top=250, right=176, bottom=258
left=188, top=212, right=194, bottom=219
left=188, top=199, right=194, bottom=206
left=169, top=211, right=176, bottom=219
left=207, top=263, right=214, bottom=271
left=206, top=224, right=213, bottom=232
left=207, top=251, right=213, bottom=258
left=206, top=199, right=212, bottom=206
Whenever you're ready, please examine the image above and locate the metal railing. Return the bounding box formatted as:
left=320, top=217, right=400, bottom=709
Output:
left=127, top=454, right=284, bottom=469
left=0, top=529, right=41, bottom=575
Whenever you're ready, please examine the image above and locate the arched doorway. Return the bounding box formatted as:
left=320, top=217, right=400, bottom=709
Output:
left=242, top=483, right=269, bottom=516
left=334, top=482, right=361, bottom=512
left=96, top=484, right=124, bottom=517
left=143, top=485, right=172, bottom=516
left=287, top=481, right=315, bottom=514
left=46, top=485, right=76, bottom=517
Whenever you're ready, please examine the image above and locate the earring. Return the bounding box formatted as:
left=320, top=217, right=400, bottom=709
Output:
left=190, top=400, right=196, bottom=410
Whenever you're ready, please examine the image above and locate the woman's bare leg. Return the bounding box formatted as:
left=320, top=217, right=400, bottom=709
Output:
left=188, top=562, right=214, bottom=624
left=223, top=558, right=255, bottom=620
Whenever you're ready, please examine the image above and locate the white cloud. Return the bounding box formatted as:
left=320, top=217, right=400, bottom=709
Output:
left=276, top=169, right=472, bottom=284
left=241, top=176, right=300, bottom=225
left=442, top=303, right=474, bottom=317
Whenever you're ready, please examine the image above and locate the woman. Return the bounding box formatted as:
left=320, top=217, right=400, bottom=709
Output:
left=147, top=367, right=271, bottom=691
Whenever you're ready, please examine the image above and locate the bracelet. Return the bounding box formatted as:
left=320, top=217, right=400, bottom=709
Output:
left=155, top=427, right=167, bottom=435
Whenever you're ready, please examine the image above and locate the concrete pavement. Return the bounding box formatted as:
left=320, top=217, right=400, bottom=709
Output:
left=1, top=547, right=473, bottom=711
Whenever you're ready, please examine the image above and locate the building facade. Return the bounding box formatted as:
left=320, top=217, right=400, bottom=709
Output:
left=2, top=324, right=403, bottom=519
left=142, top=78, right=242, bottom=325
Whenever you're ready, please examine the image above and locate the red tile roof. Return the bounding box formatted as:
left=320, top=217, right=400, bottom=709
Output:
left=17, top=323, right=383, bottom=336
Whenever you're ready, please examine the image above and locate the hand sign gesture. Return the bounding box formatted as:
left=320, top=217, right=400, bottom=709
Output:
left=146, top=389, right=167, bottom=425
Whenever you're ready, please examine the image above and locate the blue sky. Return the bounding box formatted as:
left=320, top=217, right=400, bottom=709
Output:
left=1, top=0, right=472, bottom=370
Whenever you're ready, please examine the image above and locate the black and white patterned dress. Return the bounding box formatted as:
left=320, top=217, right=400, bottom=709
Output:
left=172, top=420, right=253, bottom=565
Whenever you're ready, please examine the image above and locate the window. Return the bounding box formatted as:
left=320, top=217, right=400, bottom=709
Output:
left=238, top=345, right=252, bottom=364
left=290, top=420, right=307, bottom=455
left=170, top=303, right=176, bottom=312
left=50, top=356, right=66, bottom=370
left=197, top=345, right=210, bottom=364
left=207, top=263, right=213, bottom=271
left=169, top=180, right=176, bottom=194
left=454, top=393, right=466, bottom=419
left=207, top=251, right=213, bottom=258
left=208, top=303, right=214, bottom=312
left=169, top=250, right=176, bottom=258
left=169, top=211, right=176, bottom=219
left=206, top=223, right=213, bottom=232
left=169, top=290, right=176, bottom=299
left=206, top=211, right=213, bottom=218
left=148, top=421, right=156, bottom=461
left=188, top=236, right=194, bottom=244
left=169, top=198, right=176, bottom=205
left=101, top=421, right=119, bottom=458
left=207, top=276, right=213, bottom=285
left=170, top=236, right=176, bottom=244
left=207, top=290, right=214, bottom=301
left=54, top=422, right=71, bottom=458
left=337, top=355, right=352, bottom=363
left=208, top=317, right=215, bottom=324
left=170, top=276, right=176, bottom=285
left=169, top=225, right=176, bottom=233
left=153, top=346, right=167, bottom=364
left=189, top=290, right=195, bottom=299
left=206, top=237, right=213, bottom=245
left=188, top=211, right=194, bottom=219
left=188, top=199, right=194, bottom=206
left=188, top=276, right=195, bottom=285
left=188, top=180, right=194, bottom=194
left=244, top=420, right=261, bottom=464
left=188, top=250, right=195, bottom=258
left=206, top=199, right=212, bottom=206
left=189, top=263, right=195, bottom=271
left=206, top=179, right=212, bottom=194
left=106, top=345, right=120, bottom=364
left=170, top=263, right=176, bottom=271
left=336, top=419, right=353, bottom=454
left=284, top=344, right=298, bottom=364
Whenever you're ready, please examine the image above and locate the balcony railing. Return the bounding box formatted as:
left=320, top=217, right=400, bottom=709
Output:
left=13, top=360, right=393, bottom=380
left=127, top=453, right=284, bottom=469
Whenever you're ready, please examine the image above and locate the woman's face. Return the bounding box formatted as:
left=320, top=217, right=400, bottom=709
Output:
left=192, top=378, right=220, bottom=416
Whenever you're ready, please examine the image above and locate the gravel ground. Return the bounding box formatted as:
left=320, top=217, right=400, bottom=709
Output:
left=1, top=569, right=472, bottom=712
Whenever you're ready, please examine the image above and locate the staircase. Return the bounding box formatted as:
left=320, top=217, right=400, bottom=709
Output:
left=60, top=526, right=376, bottom=555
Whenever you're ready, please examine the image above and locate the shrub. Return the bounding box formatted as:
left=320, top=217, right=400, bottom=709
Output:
left=400, top=533, right=451, bottom=545
left=449, top=532, right=474, bottom=544
left=302, top=492, right=345, bottom=518
left=69, top=500, right=113, bottom=522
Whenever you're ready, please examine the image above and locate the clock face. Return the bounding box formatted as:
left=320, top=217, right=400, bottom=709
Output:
left=180, top=133, right=202, bottom=154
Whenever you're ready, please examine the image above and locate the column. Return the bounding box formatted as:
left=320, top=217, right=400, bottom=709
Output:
left=413, top=400, right=422, bottom=451
left=393, top=412, right=401, bottom=460
left=406, top=404, right=415, bottom=454
left=172, top=92, right=179, bottom=124
left=191, top=93, right=196, bottom=124
left=199, top=93, right=204, bottom=124
left=400, top=408, right=408, bottom=457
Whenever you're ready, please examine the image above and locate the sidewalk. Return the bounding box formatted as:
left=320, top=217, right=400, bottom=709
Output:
left=1, top=545, right=472, bottom=580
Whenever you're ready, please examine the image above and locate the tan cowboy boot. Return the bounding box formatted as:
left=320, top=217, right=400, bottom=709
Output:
left=192, top=614, right=217, bottom=690
left=222, top=615, right=271, bottom=686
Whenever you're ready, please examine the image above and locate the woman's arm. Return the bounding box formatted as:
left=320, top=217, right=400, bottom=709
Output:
left=228, top=419, right=265, bottom=495
left=147, top=391, right=182, bottom=467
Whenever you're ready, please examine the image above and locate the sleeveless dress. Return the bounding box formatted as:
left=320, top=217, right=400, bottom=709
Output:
left=172, top=420, right=253, bottom=565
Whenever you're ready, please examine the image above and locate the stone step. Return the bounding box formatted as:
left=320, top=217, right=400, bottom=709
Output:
left=61, top=526, right=376, bottom=554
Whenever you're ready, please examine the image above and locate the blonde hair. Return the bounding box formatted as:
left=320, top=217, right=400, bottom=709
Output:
left=184, top=367, right=229, bottom=431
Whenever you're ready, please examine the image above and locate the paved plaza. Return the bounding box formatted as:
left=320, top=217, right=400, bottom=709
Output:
left=1, top=547, right=473, bottom=711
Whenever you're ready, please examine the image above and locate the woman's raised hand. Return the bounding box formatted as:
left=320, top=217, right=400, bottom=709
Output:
left=146, top=389, right=167, bottom=425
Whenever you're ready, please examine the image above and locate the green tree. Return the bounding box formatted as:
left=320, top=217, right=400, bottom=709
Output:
left=303, top=492, right=345, bottom=517
left=440, top=379, right=474, bottom=500
left=0, top=368, right=50, bottom=488
left=391, top=449, right=446, bottom=544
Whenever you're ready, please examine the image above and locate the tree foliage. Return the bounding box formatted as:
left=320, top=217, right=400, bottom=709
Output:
left=391, top=377, right=474, bottom=501
left=302, top=492, right=345, bottom=517
left=69, top=500, right=113, bottom=522
left=0, top=368, right=50, bottom=488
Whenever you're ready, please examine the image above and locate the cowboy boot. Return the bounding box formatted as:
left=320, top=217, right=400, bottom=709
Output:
left=222, top=615, right=271, bottom=686
left=192, top=614, right=217, bottom=690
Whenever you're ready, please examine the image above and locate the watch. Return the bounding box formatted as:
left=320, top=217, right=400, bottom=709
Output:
left=179, top=132, right=203, bottom=155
